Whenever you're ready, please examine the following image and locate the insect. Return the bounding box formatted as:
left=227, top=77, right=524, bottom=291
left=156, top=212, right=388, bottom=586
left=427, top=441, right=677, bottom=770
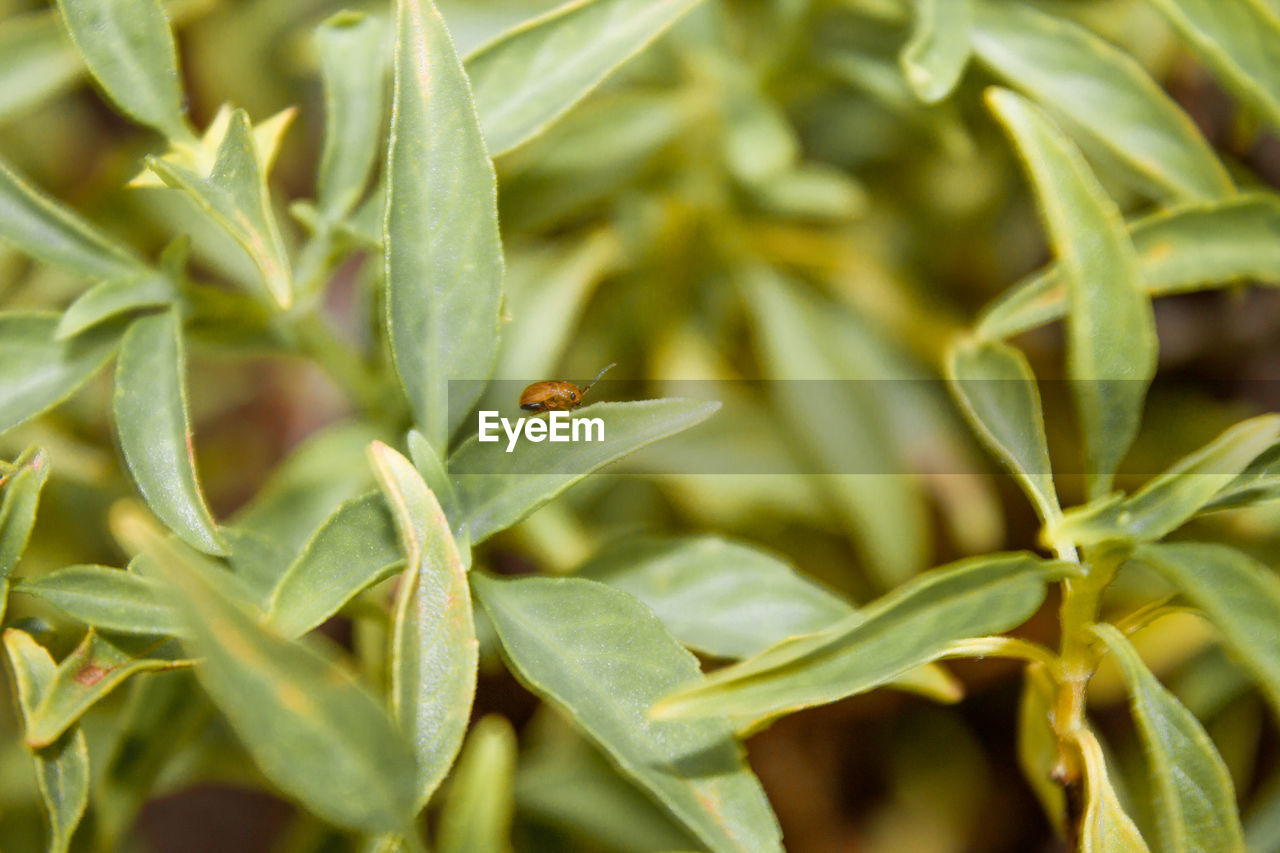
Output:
left=519, top=363, right=616, bottom=412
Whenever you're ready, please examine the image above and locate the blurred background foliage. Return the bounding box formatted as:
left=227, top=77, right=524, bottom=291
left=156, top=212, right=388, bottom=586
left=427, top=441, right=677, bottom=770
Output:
left=2, top=0, right=1280, bottom=850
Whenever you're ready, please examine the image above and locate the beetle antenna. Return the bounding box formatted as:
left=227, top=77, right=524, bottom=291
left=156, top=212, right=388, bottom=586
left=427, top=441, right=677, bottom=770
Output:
left=580, top=362, right=616, bottom=399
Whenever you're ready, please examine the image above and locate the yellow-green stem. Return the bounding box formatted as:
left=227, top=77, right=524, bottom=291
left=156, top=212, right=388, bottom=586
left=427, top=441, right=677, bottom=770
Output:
left=1050, top=546, right=1125, bottom=786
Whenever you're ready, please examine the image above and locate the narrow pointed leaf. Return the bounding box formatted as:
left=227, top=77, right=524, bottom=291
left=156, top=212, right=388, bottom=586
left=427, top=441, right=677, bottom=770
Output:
left=1093, top=625, right=1244, bottom=853
left=146, top=109, right=292, bottom=308
left=946, top=338, right=1059, bottom=523
left=578, top=534, right=958, bottom=704
left=901, top=0, right=972, bottom=103
left=654, top=553, right=1070, bottom=723
left=119, top=512, right=420, bottom=832
left=407, top=429, right=461, bottom=531
left=450, top=399, right=720, bottom=543
left=1146, top=0, right=1280, bottom=131
left=474, top=573, right=783, bottom=853
left=3, top=630, right=88, bottom=853
left=1134, top=542, right=1280, bottom=712
left=1203, top=443, right=1280, bottom=513
left=0, top=313, right=123, bottom=435
left=266, top=493, right=402, bottom=638
left=1, top=446, right=51, bottom=579
left=14, top=565, right=179, bottom=636
left=1075, top=727, right=1151, bottom=852
left=54, top=0, right=190, bottom=139
left=0, top=157, right=142, bottom=279
left=987, top=88, right=1157, bottom=498
left=977, top=195, right=1280, bottom=341
left=437, top=715, right=517, bottom=853
left=971, top=1, right=1233, bottom=201
left=115, top=311, right=225, bottom=556
left=25, top=630, right=187, bottom=748
left=316, top=11, right=388, bottom=217
left=56, top=272, right=175, bottom=340
left=387, top=0, right=503, bottom=450
left=577, top=535, right=854, bottom=659
left=465, top=0, right=704, bottom=156
left=370, top=442, right=477, bottom=810
left=1049, top=414, right=1280, bottom=545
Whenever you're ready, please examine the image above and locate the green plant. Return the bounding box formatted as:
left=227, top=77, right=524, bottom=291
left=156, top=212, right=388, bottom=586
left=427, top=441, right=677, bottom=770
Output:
left=5, top=0, right=1280, bottom=851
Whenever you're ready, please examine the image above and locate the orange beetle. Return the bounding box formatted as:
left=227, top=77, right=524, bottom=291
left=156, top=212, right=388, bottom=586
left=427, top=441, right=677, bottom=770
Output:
left=519, top=363, right=615, bottom=412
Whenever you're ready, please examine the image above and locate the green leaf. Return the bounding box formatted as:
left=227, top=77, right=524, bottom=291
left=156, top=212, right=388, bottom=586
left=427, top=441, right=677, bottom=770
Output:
left=653, top=553, right=1070, bottom=723
left=0, top=313, right=123, bottom=436
left=744, top=268, right=929, bottom=586
left=0, top=446, right=51, bottom=581
left=1093, top=625, right=1244, bottom=853
left=56, top=271, right=175, bottom=340
left=2, top=629, right=89, bottom=853
left=900, top=0, right=971, bottom=104
left=578, top=535, right=963, bottom=706
left=24, top=630, right=187, bottom=748
left=946, top=338, right=1060, bottom=524
left=976, top=195, right=1280, bottom=341
left=465, top=0, right=704, bottom=156
left=114, top=311, right=224, bottom=556
left=450, top=398, right=721, bottom=544
left=0, top=11, right=82, bottom=123
left=576, top=535, right=853, bottom=659
left=54, top=0, right=190, bottom=140
left=231, top=421, right=384, bottom=554
left=315, top=11, right=388, bottom=218
left=474, top=573, right=783, bottom=853
left=1074, top=727, right=1151, bottom=852
left=0, top=157, right=142, bottom=280
left=146, top=108, right=292, bottom=308
left=13, top=565, right=179, bottom=636
left=119, top=511, right=420, bottom=833
left=986, top=87, right=1157, bottom=499
left=266, top=493, right=402, bottom=638
left=1134, top=543, right=1280, bottom=712
left=1048, top=414, right=1280, bottom=546
left=387, top=0, right=503, bottom=451
left=1203, top=443, right=1280, bottom=513
left=1145, top=0, right=1280, bottom=131
left=370, top=442, right=477, bottom=810
left=515, top=708, right=700, bottom=852
left=407, top=429, right=461, bottom=534
left=971, top=1, right=1233, bottom=201
left=436, top=714, right=517, bottom=853
left=1017, top=664, right=1066, bottom=833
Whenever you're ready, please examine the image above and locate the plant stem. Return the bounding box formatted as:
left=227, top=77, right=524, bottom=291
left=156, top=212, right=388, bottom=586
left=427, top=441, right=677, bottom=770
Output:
left=1050, top=545, right=1125, bottom=787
